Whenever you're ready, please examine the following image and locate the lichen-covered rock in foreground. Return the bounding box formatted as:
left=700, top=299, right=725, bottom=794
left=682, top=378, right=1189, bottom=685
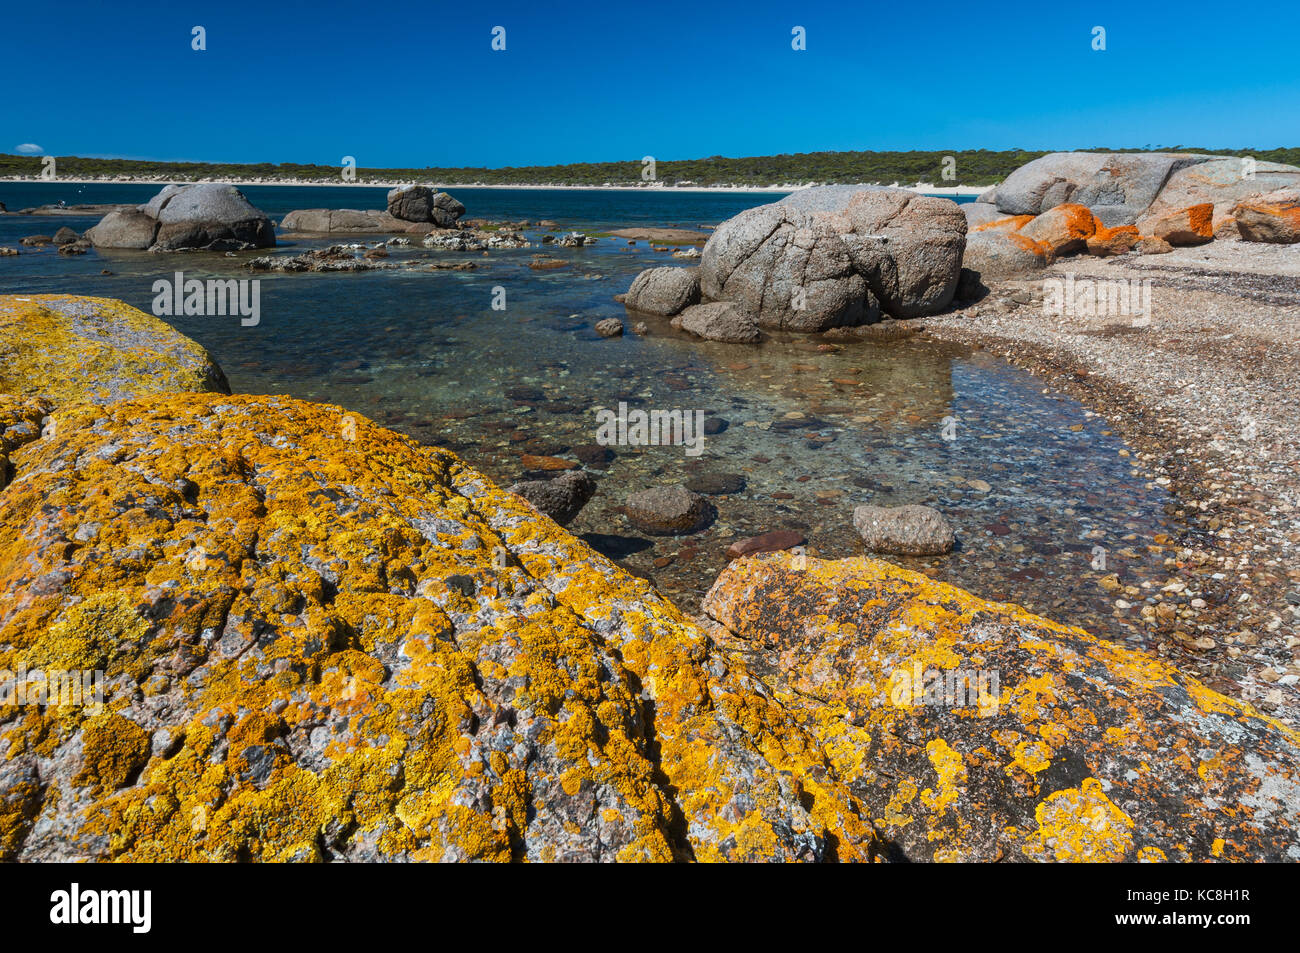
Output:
left=0, top=294, right=229, bottom=406
left=0, top=394, right=878, bottom=862
left=702, top=552, right=1300, bottom=862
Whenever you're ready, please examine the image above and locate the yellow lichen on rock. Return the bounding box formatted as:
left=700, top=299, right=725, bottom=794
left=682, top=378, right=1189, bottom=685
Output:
left=0, top=293, right=229, bottom=407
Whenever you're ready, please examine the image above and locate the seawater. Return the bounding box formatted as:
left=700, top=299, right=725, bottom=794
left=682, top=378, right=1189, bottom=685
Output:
left=0, top=182, right=1179, bottom=637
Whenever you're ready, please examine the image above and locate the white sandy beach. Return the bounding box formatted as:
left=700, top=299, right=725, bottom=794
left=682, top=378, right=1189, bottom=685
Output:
left=0, top=175, right=989, bottom=196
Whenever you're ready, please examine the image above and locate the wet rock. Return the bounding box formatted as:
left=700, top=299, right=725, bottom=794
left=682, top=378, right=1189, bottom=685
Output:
left=572, top=444, right=615, bottom=469
left=674, top=302, right=760, bottom=343
left=518, top=454, right=578, bottom=471
left=19, top=235, right=51, bottom=246
left=595, top=318, right=624, bottom=338
left=702, top=416, right=728, bottom=435
left=623, top=266, right=701, bottom=316
left=0, top=247, right=17, bottom=257
left=852, top=503, right=954, bottom=556
left=246, top=245, right=399, bottom=272
left=632, top=321, right=649, bottom=335
left=685, top=472, right=746, bottom=495
left=508, top=470, right=597, bottom=525
left=624, top=485, right=713, bottom=535
left=52, top=227, right=80, bottom=245
left=703, top=552, right=1300, bottom=861
left=725, top=529, right=805, bottom=559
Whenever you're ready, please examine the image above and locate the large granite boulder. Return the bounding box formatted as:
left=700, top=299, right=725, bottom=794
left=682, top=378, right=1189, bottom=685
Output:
left=777, top=186, right=967, bottom=319
left=699, top=186, right=967, bottom=330
left=700, top=202, right=868, bottom=331
left=623, top=266, right=700, bottom=316
left=1141, top=157, right=1300, bottom=234
left=387, top=186, right=465, bottom=226
left=84, top=208, right=159, bottom=250
left=703, top=552, right=1300, bottom=862
left=0, top=294, right=229, bottom=406
left=994, top=152, right=1214, bottom=226
left=88, top=184, right=275, bottom=251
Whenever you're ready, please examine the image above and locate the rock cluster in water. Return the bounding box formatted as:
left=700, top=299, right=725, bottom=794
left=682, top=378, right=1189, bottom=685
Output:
left=86, top=184, right=276, bottom=252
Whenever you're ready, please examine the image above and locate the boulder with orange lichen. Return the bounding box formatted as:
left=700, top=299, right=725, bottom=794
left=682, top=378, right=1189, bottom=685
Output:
left=0, top=391, right=881, bottom=862
left=962, top=228, right=1048, bottom=278
left=1017, top=203, right=1099, bottom=258
left=702, top=552, right=1300, bottom=862
left=1085, top=224, right=1140, bottom=257
left=0, top=395, right=52, bottom=489
left=1233, top=188, right=1300, bottom=244
left=1135, top=203, right=1215, bottom=246
left=0, top=293, right=230, bottom=407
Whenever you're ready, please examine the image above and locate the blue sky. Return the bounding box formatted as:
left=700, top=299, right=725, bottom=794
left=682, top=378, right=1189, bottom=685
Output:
left=2, top=0, right=1295, bottom=167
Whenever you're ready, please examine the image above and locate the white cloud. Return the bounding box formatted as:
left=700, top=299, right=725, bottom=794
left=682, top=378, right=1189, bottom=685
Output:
left=14, top=143, right=44, bottom=155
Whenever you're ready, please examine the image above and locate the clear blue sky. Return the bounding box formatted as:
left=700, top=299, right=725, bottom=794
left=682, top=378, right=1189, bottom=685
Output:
left=3, top=0, right=1295, bottom=167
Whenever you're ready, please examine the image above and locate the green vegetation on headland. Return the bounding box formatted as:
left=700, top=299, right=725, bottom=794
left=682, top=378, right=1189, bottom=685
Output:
left=3, top=147, right=1298, bottom=188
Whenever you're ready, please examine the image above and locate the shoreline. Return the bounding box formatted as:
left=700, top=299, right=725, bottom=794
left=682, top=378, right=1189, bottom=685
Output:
left=922, top=241, right=1300, bottom=727
left=0, top=176, right=989, bottom=197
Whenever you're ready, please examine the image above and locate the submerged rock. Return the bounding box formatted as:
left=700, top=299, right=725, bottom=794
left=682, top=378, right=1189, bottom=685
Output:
left=852, top=503, right=955, bottom=556
left=508, top=470, right=597, bottom=525
left=624, top=485, right=713, bottom=535
left=703, top=553, right=1300, bottom=862
left=674, top=301, right=760, bottom=343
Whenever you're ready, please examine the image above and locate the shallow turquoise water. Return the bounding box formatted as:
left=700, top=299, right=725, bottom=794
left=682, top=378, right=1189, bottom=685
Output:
left=0, top=183, right=1178, bottom=636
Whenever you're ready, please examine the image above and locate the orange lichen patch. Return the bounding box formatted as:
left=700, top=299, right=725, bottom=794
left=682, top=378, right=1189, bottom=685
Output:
left=1023, top=779, right=1133, bottom=862
left=73, top=714, right=152, bottom=796
left=1187, top=203, right=1213, bottom=236
left=972, top=215, right=1034, bottom=233
left=1086, top=224, right=1140, bottom=256
left=0, top=293, right=228, bottom=407
left=1018, top=203, right=1100, bottom=258
left=701, top=551, right=1300, bottom=862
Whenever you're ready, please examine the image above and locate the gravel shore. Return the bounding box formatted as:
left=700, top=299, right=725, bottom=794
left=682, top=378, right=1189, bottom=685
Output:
left=923, top=239, right=1300, bottom=726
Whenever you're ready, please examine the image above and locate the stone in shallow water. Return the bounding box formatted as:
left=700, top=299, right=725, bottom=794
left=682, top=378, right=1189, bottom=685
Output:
left=507, top=470, right=597, bottom=526
left=725, top=529, right=805, bottom=559
left=685, top=472, right=746, bottom=495
left=624, top=485, right=713, bottom=535
left=852, top=503, right=955, bottom=556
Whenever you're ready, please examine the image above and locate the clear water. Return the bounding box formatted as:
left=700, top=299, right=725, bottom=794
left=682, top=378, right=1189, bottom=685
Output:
left=0, top=182, right=1180, bottom=639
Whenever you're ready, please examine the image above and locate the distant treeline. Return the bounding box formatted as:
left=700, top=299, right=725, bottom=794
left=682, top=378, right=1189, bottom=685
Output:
left=2, top=148, right=1297, bottom=187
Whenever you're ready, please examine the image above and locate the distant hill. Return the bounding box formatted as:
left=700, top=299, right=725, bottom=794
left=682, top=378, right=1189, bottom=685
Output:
left=2, top=147, right=1296, bottom=188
